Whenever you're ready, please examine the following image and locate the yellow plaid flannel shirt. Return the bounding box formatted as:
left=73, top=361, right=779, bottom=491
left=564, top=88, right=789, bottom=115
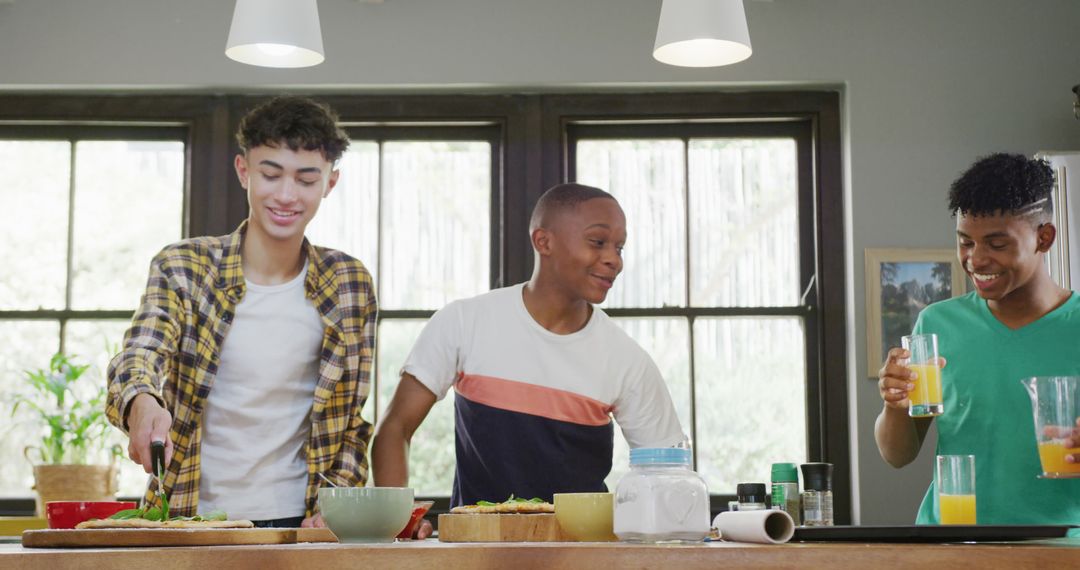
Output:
left=106, top=221, right=376, bottom=517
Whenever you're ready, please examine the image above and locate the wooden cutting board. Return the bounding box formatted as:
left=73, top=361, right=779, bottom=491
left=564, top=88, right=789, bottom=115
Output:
left=437, top=513, right=571, bottom=542
left=22, top=527, right=338, bottom=548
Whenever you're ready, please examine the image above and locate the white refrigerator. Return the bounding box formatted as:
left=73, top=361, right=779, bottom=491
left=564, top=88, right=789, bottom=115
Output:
left=1037, top=151, right=1080, bottom=289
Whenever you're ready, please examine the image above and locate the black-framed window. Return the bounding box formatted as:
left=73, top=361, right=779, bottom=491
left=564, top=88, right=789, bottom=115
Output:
left=540, top=92, right=847, bottom=521
left=0, top=125, right=188, bottom=498
left=566, top=121, right=816, bottom=496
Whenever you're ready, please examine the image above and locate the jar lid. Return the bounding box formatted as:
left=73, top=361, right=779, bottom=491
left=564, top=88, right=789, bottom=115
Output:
left=629, top=447, right=691, bottom=465
left=736, top=483, right=767, bottom=503
left=800, top=462, right=834, bottom=491
left=771, top=462, right=798, bottom=483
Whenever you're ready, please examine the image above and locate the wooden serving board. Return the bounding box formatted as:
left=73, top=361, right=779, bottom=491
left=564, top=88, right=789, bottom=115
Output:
left=438, top=513, right=571, bottom=542
left=22, top=527, right=338, bottom=548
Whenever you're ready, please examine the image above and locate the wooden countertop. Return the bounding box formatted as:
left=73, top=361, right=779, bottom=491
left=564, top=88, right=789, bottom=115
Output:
left=3, top=538, right=1079, bottom=569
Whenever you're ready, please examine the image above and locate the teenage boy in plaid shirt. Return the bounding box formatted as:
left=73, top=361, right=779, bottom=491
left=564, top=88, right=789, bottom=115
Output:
left=107, top=96, right=375, bottom=528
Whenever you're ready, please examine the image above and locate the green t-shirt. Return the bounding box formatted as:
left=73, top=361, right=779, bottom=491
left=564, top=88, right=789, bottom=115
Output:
left=912, top=291, right=1080, bottom=525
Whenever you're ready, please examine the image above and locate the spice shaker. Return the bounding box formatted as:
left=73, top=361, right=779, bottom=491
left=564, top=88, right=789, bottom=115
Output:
left=770, top=462, right=801, bottom=525
left=736, top=483, right=767, bottom=511
left=800, top=462, right=834, bottom=526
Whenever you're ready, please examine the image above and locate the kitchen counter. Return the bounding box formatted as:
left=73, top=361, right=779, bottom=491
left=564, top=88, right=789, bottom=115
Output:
left=3, top=538, right=1080, bottom=569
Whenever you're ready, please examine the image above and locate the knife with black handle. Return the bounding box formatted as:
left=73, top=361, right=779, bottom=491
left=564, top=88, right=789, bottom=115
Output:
left=150, top=440, right=168, bottom=519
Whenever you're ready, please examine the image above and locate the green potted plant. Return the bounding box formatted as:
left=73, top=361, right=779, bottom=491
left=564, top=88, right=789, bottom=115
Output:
left=10, top=352, right=119, bottom=516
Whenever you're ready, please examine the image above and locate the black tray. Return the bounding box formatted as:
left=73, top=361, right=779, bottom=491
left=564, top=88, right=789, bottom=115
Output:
left=792, top=525, right=1074, bottom=543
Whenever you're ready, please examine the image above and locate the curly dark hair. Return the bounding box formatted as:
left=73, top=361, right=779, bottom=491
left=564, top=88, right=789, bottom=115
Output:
left=235, top=96, right=350, bottom=163
left=948, top=153, right=1055, bottom=219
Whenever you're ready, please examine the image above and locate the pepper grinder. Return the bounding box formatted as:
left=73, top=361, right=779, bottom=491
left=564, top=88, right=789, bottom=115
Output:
left=800, top=463, right=833, bottom=526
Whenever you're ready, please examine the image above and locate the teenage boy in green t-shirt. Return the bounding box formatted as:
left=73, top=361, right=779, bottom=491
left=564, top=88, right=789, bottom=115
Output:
left=875, top=153, right=1080, bottom=525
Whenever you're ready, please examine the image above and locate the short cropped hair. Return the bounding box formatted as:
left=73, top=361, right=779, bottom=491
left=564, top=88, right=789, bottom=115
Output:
left=948, top=153, right=1055, bottom=221
left=529, top=183, right=617, bottom=232
left=235, top=96, right=350, bottom=164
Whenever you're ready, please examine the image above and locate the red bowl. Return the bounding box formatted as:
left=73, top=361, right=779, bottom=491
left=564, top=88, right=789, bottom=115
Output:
left=46, top=501, right=138, bottom=529
left=396, top=501, right=434, bottom=539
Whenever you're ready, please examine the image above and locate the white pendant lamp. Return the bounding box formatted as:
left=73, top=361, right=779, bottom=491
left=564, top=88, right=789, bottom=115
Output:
left=653, top=0, right=752, bottom=68
left=225, top=0, right=325, bottom=68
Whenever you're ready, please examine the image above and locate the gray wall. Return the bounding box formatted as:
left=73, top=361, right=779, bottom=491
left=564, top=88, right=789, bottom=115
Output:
left=2, top=0, right=1079, bottom=524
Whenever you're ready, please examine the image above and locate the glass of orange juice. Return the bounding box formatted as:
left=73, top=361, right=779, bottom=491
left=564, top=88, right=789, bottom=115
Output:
left=902, top=334, right=944, bottom=417
left=936, top=454, right=976, bottom=525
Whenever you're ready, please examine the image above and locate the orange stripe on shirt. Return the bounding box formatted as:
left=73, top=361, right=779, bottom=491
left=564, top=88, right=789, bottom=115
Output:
left=454, top=374, right=614, bottom=427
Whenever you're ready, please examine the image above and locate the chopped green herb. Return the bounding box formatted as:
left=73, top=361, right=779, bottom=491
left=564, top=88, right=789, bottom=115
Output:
left=473, top=495, right=549, bottom=506
left=108, top=509, right=144, bottom=520
left=503, top=494, right=546, bottom=504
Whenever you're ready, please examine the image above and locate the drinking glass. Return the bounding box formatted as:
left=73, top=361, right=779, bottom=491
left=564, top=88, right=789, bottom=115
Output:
left=902, top=334, right=943, bottom=417
left=936, top=454, right=976, bottom=525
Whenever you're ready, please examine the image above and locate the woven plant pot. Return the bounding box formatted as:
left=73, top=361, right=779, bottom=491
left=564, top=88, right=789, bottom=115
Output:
left=31, top=462, right=119, bottom=517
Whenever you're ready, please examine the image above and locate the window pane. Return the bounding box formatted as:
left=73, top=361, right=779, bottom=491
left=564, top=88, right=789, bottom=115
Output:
left=374, top=319, right=454, bottom=496
left=0, top=321, right=60, bottom=496
left=305, top=143, right=380, bottom=283
left=693, top=317, right=807, bottom=494
left=575, top=140, right=687, bottom=309
left=71, top=141, right=184, bottom=310
left=380, top=142, right=491, bottom=310
left=65, top=320, right=128, bottom=366
left=0, top=141, right=70, bottom=310
left=65, top=319, right=147, bottom=496
left=606, top=317, right=691, bottom=491
left=689, top=139, right=800, bottom=307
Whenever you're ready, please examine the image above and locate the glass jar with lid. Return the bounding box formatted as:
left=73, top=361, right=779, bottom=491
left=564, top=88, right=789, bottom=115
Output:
left=613, top=447, right=710, bottom=543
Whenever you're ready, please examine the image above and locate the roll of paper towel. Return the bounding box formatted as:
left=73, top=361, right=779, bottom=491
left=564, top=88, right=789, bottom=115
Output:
left=712, top=510, right=795, bottom=544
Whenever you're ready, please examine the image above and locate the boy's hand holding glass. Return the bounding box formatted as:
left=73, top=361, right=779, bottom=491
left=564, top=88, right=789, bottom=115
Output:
left=877, top=338, right=946, bottom=416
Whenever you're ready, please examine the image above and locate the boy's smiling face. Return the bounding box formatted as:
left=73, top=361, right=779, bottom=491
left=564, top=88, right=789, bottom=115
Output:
left=236, top=143, right=339, bottom=244
left=956, top=211, right=1052, bottom=302
left=539, top=197, right=626, bottom=304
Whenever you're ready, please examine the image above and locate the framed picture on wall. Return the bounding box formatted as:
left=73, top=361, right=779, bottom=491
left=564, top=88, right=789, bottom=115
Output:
left=864, top=248, right=968, bottom=376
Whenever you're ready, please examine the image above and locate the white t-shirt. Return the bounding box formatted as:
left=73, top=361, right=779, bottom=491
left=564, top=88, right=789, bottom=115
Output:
left=198, top=266, right=324, bottom=520
left=402, top=283, right=685, bottom=505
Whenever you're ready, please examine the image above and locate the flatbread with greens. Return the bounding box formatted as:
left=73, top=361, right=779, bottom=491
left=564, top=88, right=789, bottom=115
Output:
left=75, top=506, right=253, bottom=529
left=450, top=495, right=554, bottom=514
left=76, top=518, right=254, bottom=529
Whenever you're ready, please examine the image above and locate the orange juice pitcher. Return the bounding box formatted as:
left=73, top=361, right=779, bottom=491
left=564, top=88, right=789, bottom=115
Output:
left=1022, top=376, right=1080, bottom=478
